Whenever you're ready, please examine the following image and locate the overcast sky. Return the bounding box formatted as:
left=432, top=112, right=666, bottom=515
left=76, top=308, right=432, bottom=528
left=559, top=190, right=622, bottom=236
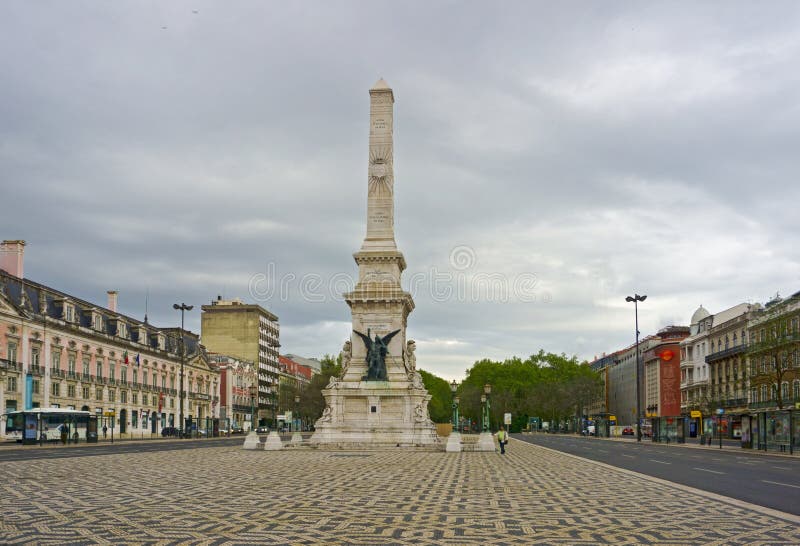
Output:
left=2, top=2, right=799, bottom=380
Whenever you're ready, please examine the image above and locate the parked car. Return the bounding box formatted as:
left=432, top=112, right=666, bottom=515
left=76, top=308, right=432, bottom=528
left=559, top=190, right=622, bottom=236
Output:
left=256, top=426, right=270, bottom=434
left=231, top=427, right=244, bottom=435
left=161, top=427, right=179, bottom=437
left=622, top=427, right=634, bottom=436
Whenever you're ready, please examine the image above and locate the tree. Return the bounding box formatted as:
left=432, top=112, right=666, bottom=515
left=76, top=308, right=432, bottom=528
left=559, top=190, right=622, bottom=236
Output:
left=418, top=369, right=452, bottom=423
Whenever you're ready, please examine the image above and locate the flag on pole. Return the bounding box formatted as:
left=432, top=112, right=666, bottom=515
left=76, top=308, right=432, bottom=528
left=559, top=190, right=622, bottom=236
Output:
left=135, top=354, right=141, bottom=367
left=123, top=351, right=129, bottom=364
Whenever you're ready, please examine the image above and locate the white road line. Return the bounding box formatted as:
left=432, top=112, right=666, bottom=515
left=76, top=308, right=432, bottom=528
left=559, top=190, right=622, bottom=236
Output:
left=694, top=467, right=725, bottom=474
left=621, top=454, right=635, bottom=458
left=772, top=466, right=791, bottom=471
left=762, top=480, right=800, bottom=489
left=650, top=459, right=671, bottom=464
left=596, top=449, right=609, bottom=454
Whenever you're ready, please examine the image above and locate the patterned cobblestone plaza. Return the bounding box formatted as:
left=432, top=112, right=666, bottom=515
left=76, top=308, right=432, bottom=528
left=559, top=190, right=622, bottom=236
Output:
left=2, top=438, right=799, bottom=545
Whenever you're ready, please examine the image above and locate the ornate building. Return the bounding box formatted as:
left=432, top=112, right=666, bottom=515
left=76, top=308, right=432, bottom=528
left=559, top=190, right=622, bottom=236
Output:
left=0, top=240, right=219, bottom=437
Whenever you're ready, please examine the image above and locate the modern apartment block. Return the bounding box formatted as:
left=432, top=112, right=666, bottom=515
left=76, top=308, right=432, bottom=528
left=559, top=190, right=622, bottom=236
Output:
left=201, top=297, right=280, bottom=426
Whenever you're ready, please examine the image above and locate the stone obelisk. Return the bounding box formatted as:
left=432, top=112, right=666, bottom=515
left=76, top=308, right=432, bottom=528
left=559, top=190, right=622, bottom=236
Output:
left=310, top=79, right=439, bottom=448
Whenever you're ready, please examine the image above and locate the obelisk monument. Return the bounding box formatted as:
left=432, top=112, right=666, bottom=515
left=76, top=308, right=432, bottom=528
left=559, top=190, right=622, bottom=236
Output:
left=310, top=79, right=439, bottom=448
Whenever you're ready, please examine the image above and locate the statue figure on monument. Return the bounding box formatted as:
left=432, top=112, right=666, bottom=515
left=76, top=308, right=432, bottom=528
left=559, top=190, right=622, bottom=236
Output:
left=340, top=340, right=352, bottom=375
left=405, top=339, right=417, bottom=374
left=354, top=328, right=400, bottom=381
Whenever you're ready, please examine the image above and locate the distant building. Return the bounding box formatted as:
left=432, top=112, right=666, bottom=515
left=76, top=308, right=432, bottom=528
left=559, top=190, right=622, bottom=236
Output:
left=277, top=354, right=314, bottom=419
left=641, top=325, right=690, bottom=419
left=282, top=353, right=321, bottom=374
left=201, top=297, right=279, bottom=426
left=210, top=354, right=257, bottom=431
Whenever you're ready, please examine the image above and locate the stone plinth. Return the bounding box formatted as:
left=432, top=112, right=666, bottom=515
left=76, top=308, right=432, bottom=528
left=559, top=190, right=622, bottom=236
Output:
left=242, top=431, right=262, bottom=450
left=264, top=431, right=283, bottom=451
left=474, top=432, right=496, bottom=452
left=445, top=432, right=462, bottom=452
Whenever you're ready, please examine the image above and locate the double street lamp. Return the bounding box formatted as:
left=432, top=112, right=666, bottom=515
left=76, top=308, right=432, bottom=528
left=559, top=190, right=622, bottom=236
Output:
left=249, top=384, right=257, bottom=432
left=450, top=380, right=460, bottom=429
left=625, top=294, right=646, bottom=443
left=294, top=394, right=300, bottom=432
left=482, top=383, right=491, bottom=432
left=173, top=303, right=193, bottom=438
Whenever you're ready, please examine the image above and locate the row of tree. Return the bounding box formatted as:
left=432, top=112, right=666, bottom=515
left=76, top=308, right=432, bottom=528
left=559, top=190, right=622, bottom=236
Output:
left=281, top=349, right=603, bottom=433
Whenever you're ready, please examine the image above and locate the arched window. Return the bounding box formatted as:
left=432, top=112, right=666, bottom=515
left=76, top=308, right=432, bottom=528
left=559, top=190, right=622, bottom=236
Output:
left=781, top=382, right=789, bottom=400
left=751, top=388, right=758, bottom=403
left=793, top=380, right=800, bottom=401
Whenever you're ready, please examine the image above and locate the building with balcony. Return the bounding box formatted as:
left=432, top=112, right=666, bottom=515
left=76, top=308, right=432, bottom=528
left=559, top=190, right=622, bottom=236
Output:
left=210, top=354, right=257, bottom=432
left=704, top=302, right=757, bottom=438
left=0, top=240, right=219, bottom=438
left=201, top=297, right=279, bottom=426
left=679, top=305, right=712, bottom=436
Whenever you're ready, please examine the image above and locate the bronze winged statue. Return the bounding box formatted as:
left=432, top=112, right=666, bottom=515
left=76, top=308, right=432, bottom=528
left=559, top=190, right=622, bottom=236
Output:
left=353, top=328, right=401, bottom=381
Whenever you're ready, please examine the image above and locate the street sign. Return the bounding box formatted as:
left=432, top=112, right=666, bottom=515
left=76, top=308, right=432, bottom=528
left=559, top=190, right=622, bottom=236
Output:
left=716, top=408, right=724, bottom=415
left=690, top=410, right=702, bottom=418
left=103, top=411, right=116, bottom=417
left=504, top=413, right=511, bottom=425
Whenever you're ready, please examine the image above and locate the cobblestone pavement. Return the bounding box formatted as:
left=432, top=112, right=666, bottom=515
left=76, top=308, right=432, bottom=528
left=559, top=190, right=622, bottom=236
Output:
left=2, top=438, right=799, bottom=545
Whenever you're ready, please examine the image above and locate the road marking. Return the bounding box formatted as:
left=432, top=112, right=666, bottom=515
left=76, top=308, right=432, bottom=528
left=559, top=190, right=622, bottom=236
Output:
left=650, top=459, right=671, bottom=465
left=621, top=454, right=635, bottom=458
left=772, top=466, right=791, bottom=471
left=762, top=480, right=800, bottom=489
left=596, top=449, right=609, bottom=454
left=694, top=467, right=725, bottom=474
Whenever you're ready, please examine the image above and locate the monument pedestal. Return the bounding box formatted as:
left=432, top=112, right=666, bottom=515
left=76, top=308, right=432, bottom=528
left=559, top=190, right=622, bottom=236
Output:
left=263, top=431, right=283, bottom=451
left=310, top=379, right=439, bottom=448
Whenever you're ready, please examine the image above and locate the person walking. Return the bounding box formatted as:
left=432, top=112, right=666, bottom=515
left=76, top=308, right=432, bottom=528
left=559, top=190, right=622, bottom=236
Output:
left=497, top=426, right=508, bottom=455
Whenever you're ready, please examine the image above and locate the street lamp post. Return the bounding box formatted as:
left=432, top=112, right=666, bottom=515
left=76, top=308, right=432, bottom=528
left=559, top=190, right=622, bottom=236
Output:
left=483, top=383, right=492, bottom=432
left=625, top=294, right=647, bottom=443
left=173, top=303, right=193, bottom=439
left=294, top=394, right=300, bottom=432
left=450, top=380, right=459, bottom=429
left=249, top=385, right=257, bottom=432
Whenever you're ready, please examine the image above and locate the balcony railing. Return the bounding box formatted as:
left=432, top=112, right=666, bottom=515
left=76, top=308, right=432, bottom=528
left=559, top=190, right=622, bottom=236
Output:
left=0, top=359, right=22, bottom=372
left=705, top=344, right=747, bottom=363
left=51, top=368, right=66, bottom=379
left=30, top=365, right=43, bottom=376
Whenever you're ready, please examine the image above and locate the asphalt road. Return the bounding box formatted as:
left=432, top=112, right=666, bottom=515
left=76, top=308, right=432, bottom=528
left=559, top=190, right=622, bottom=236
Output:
left=0, top=437, right=245, bottom=462
left=515, top=433, right=800, bottom=515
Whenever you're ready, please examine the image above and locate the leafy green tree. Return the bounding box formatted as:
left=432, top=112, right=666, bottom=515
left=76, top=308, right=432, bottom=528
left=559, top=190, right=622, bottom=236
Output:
left=418, top=369, right=452, bottom=423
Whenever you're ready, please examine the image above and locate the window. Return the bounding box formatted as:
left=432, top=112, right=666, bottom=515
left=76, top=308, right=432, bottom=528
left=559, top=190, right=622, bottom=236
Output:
left=51, top=382, right=60, bottom=397
left=794, top=381, right=800, bottom=401
left=170, top=376, right=175, bottom=389
left=118, top=322, right=127, bottom=339
left=121, top=366, right=127, bottom=384
left=121, top=390, right=127, bottom=404
left=82, top=357, right=90, bottom=378
left=108, top=389, right=116, bottom=403
left=96, top=361, right=103, bottom=379
left=169, top=397, right=174, bottom=409
left=152, top=373, right=157, bottom=388
left=133, top=369, right=138, bottom=385
left=109, top=364, right=115, bottom=382
left=31, top=347, right=40, bottom=367
left=161, top=375, right=166, bottom=389
left=781, top=382, right=789, bottom=400
left=32, top=379, right=39, bottom=394
left=93, top=314, right=103, bottom=331
left=51, top=352, right=60, bottom=371
left=142, top=371, right=148, bottom=387
left=65, top=305, right=74, bottom=322
left=7, top=342, right=17, bottom=363
left=751, top=388, right=758, bottom=403
left=82, top=387, right=90, bottom=399
left=7, top=376, right=17, bottom=391
left=68, top=355, right=76, bottom=375
left=132, top=393, right=138, bottom=405
left=96, top=387, right=103, bottom=401
left=761, top=385, right=768, bottom=402
left=67, top=384, right=76, bottom=398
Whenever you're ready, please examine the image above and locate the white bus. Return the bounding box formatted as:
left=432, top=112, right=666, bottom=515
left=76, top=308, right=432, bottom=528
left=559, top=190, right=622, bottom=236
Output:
left=3, top=408, right=93, bottom=443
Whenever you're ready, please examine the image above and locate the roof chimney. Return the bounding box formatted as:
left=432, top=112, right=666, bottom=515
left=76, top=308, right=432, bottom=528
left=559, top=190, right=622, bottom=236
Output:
left=0, top=240, right=26, bottom=278
left=107, top=290, right=118, bottom=312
